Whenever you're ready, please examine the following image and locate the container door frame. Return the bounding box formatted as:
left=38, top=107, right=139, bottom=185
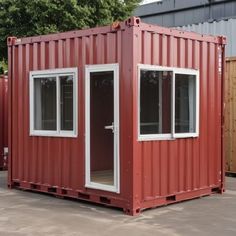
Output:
left=85, top=63, right=120, bottom=193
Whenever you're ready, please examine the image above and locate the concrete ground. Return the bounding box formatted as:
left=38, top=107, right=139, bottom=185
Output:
left=0, top=172, right=235, bottom=236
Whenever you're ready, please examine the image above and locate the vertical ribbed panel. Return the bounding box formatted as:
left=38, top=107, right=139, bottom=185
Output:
left=9, top=27, right=134, bottom=205
left=133, top=28, right=223, bottom=203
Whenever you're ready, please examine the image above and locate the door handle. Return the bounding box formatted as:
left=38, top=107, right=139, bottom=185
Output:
left=104, top=122, right=114, bottom=133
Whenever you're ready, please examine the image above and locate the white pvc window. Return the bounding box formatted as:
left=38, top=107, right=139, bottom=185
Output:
left=29, top=68, right=78, bottom=137
left=138, top=64, right=199, bottom=141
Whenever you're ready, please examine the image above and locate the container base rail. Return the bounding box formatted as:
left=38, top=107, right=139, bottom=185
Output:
left=10, top=180, right=222, bottom=215
left=226, top=171, right=236, bottom=177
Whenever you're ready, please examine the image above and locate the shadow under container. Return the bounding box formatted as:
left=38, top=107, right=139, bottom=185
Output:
left=0, top=75, right=8, bottom=170
left=7, top=17, right=225, bottom=215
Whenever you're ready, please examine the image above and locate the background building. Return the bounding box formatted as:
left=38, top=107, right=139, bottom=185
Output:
left=135, top=0, right=236, bottom=27
left=135, top=0, right=236, bottom=57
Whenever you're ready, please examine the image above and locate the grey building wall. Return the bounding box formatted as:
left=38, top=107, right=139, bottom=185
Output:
left=179, top=18, right=236, bottom=57
left=134, top=0, right=236, bottom=27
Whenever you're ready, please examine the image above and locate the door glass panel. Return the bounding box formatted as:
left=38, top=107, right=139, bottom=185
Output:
left=90, top=71, right=114, bottom=186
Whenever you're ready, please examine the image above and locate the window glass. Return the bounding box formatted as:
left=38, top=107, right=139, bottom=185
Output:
left=138, top=66, right=199, bottom=140
left=34, top=77, right=57, bottom=130
left=175, top=74, right=196, bottom=133
left=140, top=70, right=172, bottom=135
left=60, top=75, right=73, bottom=130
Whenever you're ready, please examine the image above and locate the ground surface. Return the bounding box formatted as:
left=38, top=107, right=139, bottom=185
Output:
left=0, top=172, right=235, bottom=236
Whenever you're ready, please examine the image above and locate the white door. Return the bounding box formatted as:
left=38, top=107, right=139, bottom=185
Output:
left=85, top=64, right=119, bottom=193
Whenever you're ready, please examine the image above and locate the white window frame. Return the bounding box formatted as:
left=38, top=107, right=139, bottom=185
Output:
left=29, top=67, right=78, bottom=138
left=138, top=64, right=199, bottom=141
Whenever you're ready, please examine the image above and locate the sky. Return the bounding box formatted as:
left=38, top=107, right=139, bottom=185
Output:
left=140, top=0, right=161, bottom=5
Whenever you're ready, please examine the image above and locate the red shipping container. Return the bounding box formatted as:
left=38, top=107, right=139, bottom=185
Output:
left=7, top=17, right=225, bottom=215
left=0, top=75, right=8, bottom=170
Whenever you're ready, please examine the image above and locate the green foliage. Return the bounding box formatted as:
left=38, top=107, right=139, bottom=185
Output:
left=0, top=59, right=7, bottom=74
left=79, top=0, right=142, bottom=27
left=0, top=0, right=92, bottom=60
left=0, top=0, right=141, bottom=63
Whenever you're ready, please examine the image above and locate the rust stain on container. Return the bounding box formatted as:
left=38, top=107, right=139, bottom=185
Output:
left=0, top=75, right=8, bottom=170
left=225, top=57, right=236, bottom=174
left=8, top=17, right=225, bottom=215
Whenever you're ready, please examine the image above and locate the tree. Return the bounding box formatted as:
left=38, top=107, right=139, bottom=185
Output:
left=79, top=0, right=142, bottom=27
left=0, top=0, right=141, bottom=71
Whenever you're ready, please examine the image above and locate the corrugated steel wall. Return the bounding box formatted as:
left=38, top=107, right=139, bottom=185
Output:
left=8, top=18, right=225, bottom=214
left=179, top=18, right=236, bottom=57
left=225, top=57, right=236, bottom=173
left=0, top=75, right=8, bottom=170
left=8, top=25, right=134, bottom=208
left=132, top=22, right=224, bottom=209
